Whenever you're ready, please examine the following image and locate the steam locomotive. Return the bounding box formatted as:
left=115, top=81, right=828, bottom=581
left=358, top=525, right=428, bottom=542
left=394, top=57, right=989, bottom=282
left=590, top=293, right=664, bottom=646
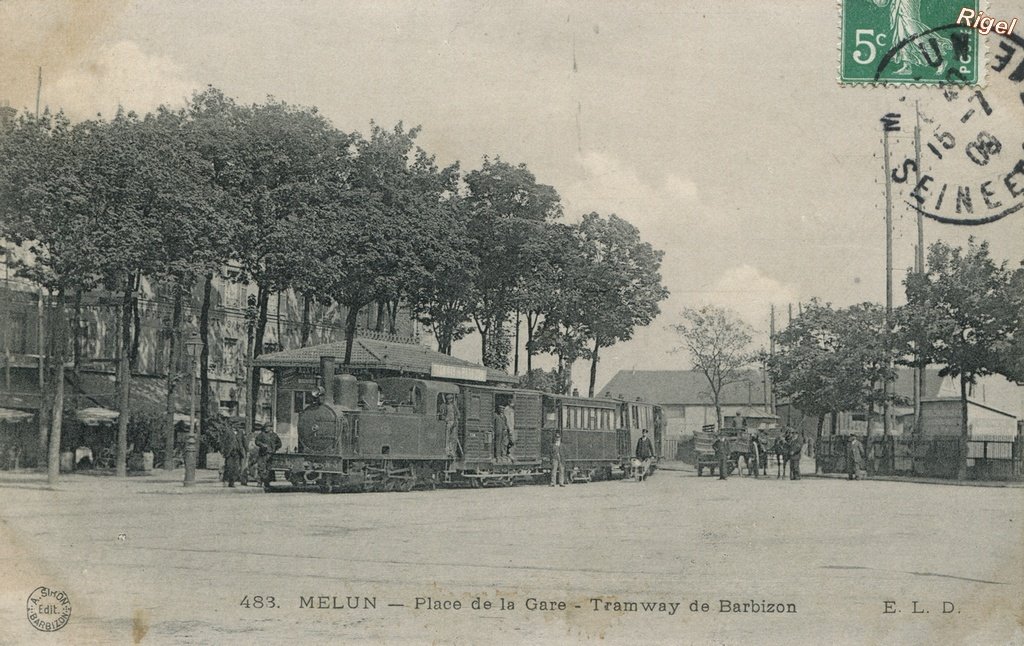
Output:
left=266, top=357, right=664, bottom=493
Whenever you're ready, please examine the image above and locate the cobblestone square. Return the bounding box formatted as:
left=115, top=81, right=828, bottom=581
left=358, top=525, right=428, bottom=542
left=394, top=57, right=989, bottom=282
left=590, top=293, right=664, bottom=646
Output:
left=1, top=467, right=1021, bottom=645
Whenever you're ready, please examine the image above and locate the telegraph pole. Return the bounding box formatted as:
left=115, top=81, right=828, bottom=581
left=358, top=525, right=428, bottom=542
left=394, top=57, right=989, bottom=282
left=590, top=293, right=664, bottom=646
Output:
left=881, top=113, right=900, bottom=436
left=913, top=101, right=925, bottom=434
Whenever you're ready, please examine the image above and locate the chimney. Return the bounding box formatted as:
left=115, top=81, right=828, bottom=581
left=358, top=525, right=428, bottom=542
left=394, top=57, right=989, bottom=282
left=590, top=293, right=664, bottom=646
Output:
left=320, top=356, right=336, bottom=404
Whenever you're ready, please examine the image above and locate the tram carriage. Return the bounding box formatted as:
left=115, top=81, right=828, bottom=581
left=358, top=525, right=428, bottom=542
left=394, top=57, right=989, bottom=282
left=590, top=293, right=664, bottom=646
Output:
left=267, top=356, right=665, bottom=493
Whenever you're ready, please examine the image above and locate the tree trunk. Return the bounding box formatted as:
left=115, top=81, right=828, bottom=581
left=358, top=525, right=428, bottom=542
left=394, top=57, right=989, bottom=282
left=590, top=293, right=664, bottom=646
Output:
left=478, top=324, right=489, bottom=369
left=72, top=288, right=83, bottom=381
left=958, top=374, right=969, bottom=480
left=164, top=280, right=184, bottom=470
left=588, top=338, right=600, bottom=398
left=198, top=274, right=213, bottom=468
left=129, top=270, right=142, bottom=371
left=375, top=301, right=386, bottom=333
left=46, top=290, right=67, bottom=487
left=116, top=273, right=133, bottom=478
left=343, top=304, right=360, bottom=365
left=248, top=284, right=270, bottom=431
left=300, top=293, right=312, bottom=347
left=387, top=300, right=399, bottom=335
left=525, top=312, right=537, bottom=375
left=36, top=291, right=49, bottom=471
left=513, top=310, right=521, bottom=376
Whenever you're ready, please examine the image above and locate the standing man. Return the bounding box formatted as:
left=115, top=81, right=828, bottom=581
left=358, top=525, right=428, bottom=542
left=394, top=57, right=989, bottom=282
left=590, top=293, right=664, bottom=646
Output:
left=788, top=429, right=803, bottom=480
left=550, top=433, right=566, bottom=487
left=254, top=424, right=282, bottom=487
left=747, top=433, right=762, bottom=478
left=493, top=405, right=508, bottom=461
left=848, top=434, right=865, bottom=480
left=712, top=433, right=730, bottom=480
left=221, top=427, right=245, bottom=488
left=442, top=393, right=459, bottom=458
left=773, top=432, right=788, bottom=479
left=503, top=401, right=516, bottom=459
left=635, top=429, right=655, bottom=481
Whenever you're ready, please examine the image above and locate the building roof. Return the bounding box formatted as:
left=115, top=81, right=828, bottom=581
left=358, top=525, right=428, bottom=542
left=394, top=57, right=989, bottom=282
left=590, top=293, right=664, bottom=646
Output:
left=598, top=370, right=769, bottom=406
left=254, top=337, right=517, bottom=384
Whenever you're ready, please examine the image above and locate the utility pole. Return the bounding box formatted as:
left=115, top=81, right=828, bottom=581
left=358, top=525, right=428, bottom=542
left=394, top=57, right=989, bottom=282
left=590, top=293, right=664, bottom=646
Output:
left=913, top=101, right=925, bottom=435
left=881, top=112, right=901, bottom=436
left=768, top=304, right=776, bottom=413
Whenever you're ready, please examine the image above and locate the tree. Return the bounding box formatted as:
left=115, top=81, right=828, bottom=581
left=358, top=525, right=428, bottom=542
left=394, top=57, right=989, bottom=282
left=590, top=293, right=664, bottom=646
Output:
left=671, top=306, right=754, bottom=429
left=574, top=213, right=668, bottom=397
left=0, top=110, right=102, bottom=485
left=464, top=157, right=562, bottom=370
left=322, top=122, right=458, bottom=365
left=901, top=239, right=1019, bottom=479
left=409, top=194, right=477, bottom=355
left=143, top=104, right=232, bottom=470
left=227, top=98, right=343, bottom=427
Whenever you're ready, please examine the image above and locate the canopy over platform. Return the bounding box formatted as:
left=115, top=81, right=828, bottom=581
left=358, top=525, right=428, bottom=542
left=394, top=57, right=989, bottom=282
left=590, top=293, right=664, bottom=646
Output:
left=255, top=337, right=516, bottom=384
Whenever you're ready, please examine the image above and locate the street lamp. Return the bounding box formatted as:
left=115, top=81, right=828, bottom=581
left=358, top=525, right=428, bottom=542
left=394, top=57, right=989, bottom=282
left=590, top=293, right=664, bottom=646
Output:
left=184, top=333, right=203, bottom=487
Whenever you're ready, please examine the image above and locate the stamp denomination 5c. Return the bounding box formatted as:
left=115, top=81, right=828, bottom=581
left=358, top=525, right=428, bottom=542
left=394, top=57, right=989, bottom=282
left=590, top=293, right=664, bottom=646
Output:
left=840, top=0, right=981, bottom=85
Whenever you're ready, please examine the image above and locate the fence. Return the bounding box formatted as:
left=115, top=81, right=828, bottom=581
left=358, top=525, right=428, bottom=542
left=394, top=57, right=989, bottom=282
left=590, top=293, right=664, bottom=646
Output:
left=815, top=434, right=1022, bottom=481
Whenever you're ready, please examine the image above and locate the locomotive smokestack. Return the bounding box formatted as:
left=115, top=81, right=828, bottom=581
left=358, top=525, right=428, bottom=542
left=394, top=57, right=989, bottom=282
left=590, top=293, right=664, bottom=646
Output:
left=320, top=356, right=336, bottom=403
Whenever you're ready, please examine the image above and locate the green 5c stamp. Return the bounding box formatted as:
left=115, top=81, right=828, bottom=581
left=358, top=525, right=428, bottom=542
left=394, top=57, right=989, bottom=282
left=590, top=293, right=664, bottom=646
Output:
left=840, top=0, right=981, bottom=85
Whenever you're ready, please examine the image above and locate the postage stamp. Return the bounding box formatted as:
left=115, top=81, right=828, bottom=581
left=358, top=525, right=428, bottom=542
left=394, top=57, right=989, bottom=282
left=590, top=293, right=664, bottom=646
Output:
left=26, top=586, right=71, bottom=632
left=840, top=0, right=981, bottom=85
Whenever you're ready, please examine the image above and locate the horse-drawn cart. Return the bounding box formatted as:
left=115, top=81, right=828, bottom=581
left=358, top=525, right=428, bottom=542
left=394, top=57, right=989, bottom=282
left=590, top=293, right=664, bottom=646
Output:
left=694, top=428, right=741, bottom=477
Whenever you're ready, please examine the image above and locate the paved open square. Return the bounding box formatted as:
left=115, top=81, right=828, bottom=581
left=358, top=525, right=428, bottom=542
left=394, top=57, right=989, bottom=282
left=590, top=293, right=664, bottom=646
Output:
left=0, top=467, right=1021, bottom=645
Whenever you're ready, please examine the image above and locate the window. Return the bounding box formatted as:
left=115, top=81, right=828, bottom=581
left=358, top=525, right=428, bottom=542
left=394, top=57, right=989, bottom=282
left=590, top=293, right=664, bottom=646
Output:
left=221, top=337, right=239, bottom=373
left=467, top=395, right=481, bottom=420
left=293, top=391, right=308, bottom=413
left=588, top=408, right=597, bottom=429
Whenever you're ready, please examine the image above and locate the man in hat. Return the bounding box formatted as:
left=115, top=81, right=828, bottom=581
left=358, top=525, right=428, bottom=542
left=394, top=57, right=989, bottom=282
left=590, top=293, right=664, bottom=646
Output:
left=550, top=433, right=566, bottom=487
left=635, top=429, right=655, bottom=481
left=712, top=432, right=730, bottom=480
left=254, top=424, right=283, bottom=487
left=788, top=429, right=804, bottom=480
left=847, top=434, right=865, bottom=480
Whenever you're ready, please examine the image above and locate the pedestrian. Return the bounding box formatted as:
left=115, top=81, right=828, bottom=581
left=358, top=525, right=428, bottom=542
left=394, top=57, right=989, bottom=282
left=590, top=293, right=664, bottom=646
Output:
left=747, top=433, right=762, bottom=478
left=550, top=433, right=566, bottom=486
left=493, top=405, right=508, bottom=460
left=773, top=433, right=788, bottom=479
left=441, top=393, right=460, bottom=458
left=503, top=401, right=516, bottom=460
left=788, top=429, right=803, bottom=480
left=254, top=425, right=283, bottom=487
left=635, top=429, right=655, bottom=481
left=847, top=434, right=865, bottom=480
left=713, top=433, right=730, bottom=480
left=221, top=427, right=245, bottom=488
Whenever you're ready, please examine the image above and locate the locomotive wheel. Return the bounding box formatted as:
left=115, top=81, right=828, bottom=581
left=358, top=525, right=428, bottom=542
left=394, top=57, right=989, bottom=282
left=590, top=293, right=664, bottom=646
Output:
left=469, top=477, right=481, bottom=488
left=400, top=478, right=415, bottom=492
left=384, top=479, right=397, bottom=492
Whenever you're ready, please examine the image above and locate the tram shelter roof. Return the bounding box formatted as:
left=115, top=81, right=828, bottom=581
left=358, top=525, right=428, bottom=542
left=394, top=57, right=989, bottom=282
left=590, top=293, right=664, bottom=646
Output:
left=254, top=337, right=517, bottom=385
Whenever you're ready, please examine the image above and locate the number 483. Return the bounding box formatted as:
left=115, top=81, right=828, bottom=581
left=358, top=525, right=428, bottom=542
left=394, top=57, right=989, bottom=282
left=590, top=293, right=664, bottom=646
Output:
left=240, top=596, right=277, bottom=609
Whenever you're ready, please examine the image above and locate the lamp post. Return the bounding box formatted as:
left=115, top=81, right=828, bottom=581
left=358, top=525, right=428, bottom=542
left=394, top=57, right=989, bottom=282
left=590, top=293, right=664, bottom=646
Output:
left=184, top=333, right=203, bottom=487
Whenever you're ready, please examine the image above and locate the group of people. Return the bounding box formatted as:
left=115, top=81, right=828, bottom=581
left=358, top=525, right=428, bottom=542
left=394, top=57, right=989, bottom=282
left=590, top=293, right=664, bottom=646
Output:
left=549, top=428, right=655, bottom=486
left=220, top=425, right=282, bottom=488
left=713, top=428, right=806, bottom=481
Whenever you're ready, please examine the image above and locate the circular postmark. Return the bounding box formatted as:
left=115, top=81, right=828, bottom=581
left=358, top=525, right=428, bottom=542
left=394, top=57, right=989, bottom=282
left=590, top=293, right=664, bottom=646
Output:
left=880, top=29, right=1024, bottom=225
left=26, top=586, right=71, bottom=632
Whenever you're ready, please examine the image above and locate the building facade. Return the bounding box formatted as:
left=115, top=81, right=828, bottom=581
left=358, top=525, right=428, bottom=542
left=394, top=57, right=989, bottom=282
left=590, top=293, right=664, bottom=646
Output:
left=0, top=248, right=417, bottom=466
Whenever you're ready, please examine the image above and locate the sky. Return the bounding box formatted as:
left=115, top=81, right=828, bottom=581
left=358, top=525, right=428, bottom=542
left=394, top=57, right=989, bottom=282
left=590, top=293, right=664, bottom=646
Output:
left=2, top=0, right=1022, bottom=390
